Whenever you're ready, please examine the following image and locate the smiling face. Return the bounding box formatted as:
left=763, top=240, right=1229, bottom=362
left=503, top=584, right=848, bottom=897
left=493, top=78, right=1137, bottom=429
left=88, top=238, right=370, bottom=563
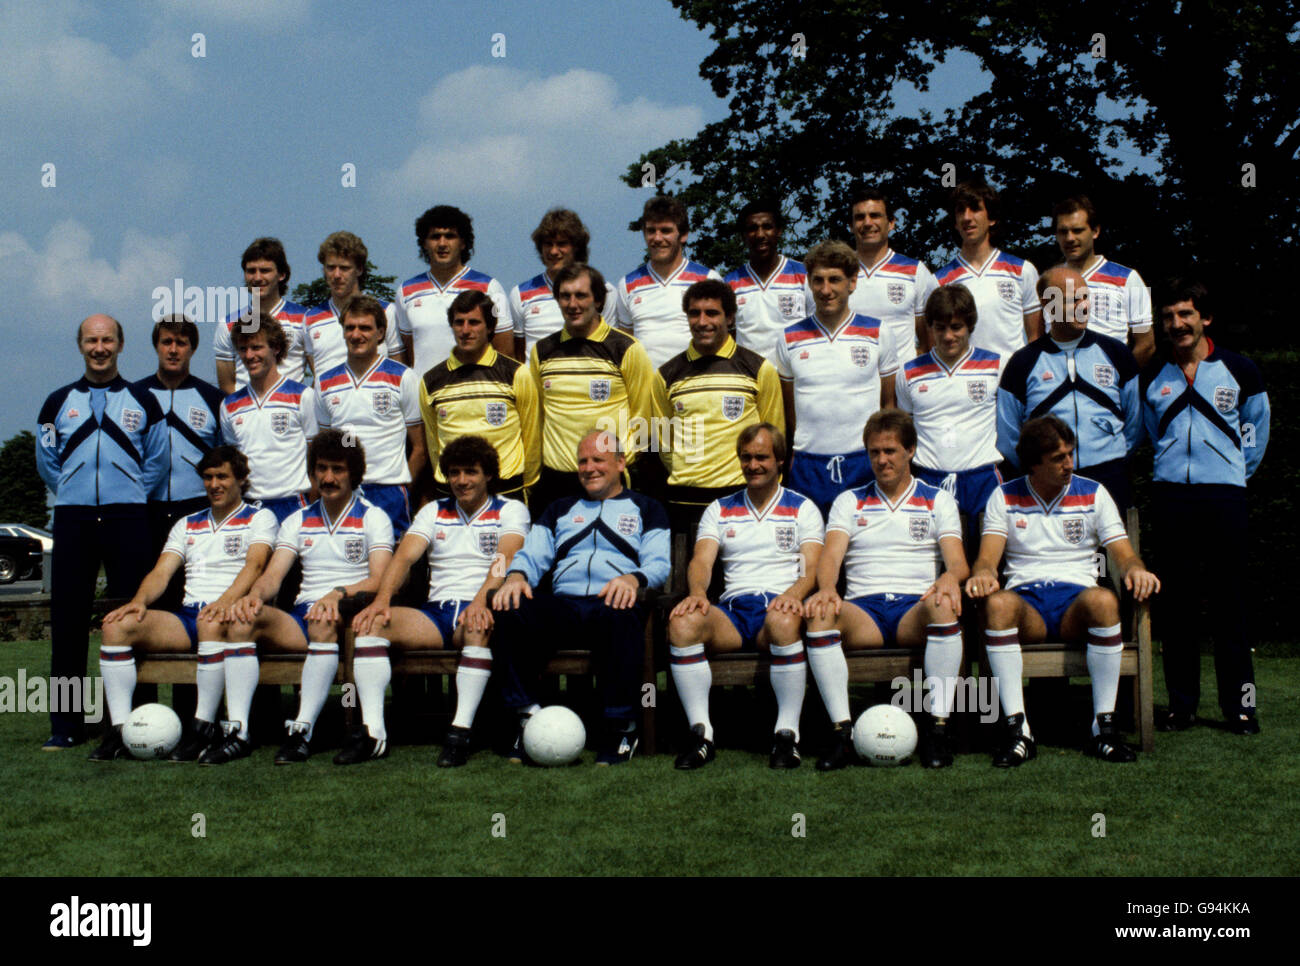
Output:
left=928, top=316, right=972, bottom=367
left=739, top=429, right=781, bottom=493
left=539, top=235, right=576, bottom=275
left=79, top=315, right=121, bottom=381
left=202, top=461, right=244, bottom=515
left=643, top=218, right=685, bottom=270
left=243, top=258, right=284, bottom=306
left=741, top=211, right=781, bottom=265
left=1160, top=299, right=1211, bottom=354
left=576, top=432, right=625, bottom=500
left=446, top=462, right=490, bottom=512
left=236, top=331, right=276, bottom=382
left=686, top=296, right=730, bottom=354
left=1040, top=267, right=1090, bottom=340
left=342, top=309, right=383, bottom=362
left=557, top=274, right=600, bottom=332
left=810, top=265, right=857, bottom=321
left=850, top=199, right=894, bottom=253
left=312, top=455, right=354, bottom=502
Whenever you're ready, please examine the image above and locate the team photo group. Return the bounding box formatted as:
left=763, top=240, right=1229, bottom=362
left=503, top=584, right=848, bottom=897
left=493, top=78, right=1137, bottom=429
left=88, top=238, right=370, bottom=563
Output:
left=37, top=180, right=1270, bottom=773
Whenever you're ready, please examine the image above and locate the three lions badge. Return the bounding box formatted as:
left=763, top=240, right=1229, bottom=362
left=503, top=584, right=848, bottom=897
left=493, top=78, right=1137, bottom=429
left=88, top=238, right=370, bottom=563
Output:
left=485, top=402, right=507, bottom=427
left=589, top=379, right=611, bottom=402
left=1062, top=518, right=1085, bottom=545
left=343, top=537, right=366, bottom=564
left=721, top=395, right=744, bottom=421
left=774, top=525, right=797, bottom=552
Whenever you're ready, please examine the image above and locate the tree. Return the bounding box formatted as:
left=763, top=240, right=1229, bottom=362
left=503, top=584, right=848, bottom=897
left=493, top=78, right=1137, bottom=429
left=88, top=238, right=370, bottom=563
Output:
left=627, top=1, right=1298, bottom=346
left=290, top=260, right=397, bottom=307
left=0, top=432, right=50, bottom=528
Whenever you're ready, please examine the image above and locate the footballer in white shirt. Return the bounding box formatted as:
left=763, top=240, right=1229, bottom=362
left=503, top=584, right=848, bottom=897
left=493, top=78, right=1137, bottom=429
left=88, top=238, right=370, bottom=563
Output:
left=667, top=424, right=823, bottom=770
left=895, top=284, right=1003, bottom=550
left=1051, top=195, right=1155, bottom=367
left=395, top=206, right=510, bottom=376
left=804, top=410, right=970, bottom=770
left=509, top=208, right=617, bottom=361
left=352, top=435, right=529, bottom=767
left=723, top=198, right=814, bottom=358
left=966, top=415, right=1160, bottom=767
left=614, top=194, right=723, bottom=368
left=934, top=182, right=1043, bottom=366
left=846, top=187, right=938, bottom=365
left=92, top=446, right=278, bottom=765
left=314, top=295, right=426, bottom=538
left=776, top=240, right=898, bottom=515
left=213, top=238, right=308, bottom=394
left=229, top=429, right=394, bottom=765
left=302, top=230, right=407, bottom=370
left=219, top=316, right=319, bottom=522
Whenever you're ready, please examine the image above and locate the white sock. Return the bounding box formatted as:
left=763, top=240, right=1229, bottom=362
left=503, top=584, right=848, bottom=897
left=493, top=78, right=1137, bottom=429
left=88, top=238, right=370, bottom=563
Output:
left=452, top=646, right=492, bottom=730
left=805, top=630, right=850, bottom=724
left=295, top=643, right=339, bottom=740
left=99, top=645, right=135, bottom=726
left=985, top=628, right=1028, bottom=732
left=195, top=642, right=225, bottom=722
left=353, top=636, right=391, bottom=741
left=669, top=643, right=713, bottom=742
left=1087, top=623, right=1124, bottom=735
left=768, top=641, right=806, bottom=740
left=222, top=643, right=259, bottom=740
left=923, top=623, right=963, bottom=718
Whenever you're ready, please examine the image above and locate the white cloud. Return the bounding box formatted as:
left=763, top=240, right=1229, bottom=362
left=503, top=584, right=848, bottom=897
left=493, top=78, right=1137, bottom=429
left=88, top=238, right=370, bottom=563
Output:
left=382, top=66, right=704, bottom=201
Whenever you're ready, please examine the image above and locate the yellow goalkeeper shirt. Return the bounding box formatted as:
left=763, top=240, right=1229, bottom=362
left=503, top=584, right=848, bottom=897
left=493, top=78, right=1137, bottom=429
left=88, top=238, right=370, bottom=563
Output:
left=652, top=336, right=785, bottom=488
left=420, top=346, right=540, bottom=486
left=529, top=318, right=656, bottom=472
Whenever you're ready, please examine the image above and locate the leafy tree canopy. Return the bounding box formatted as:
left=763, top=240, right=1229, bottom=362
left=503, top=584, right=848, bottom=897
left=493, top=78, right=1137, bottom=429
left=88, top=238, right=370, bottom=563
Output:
left=290, top=260, right=397, bottom=308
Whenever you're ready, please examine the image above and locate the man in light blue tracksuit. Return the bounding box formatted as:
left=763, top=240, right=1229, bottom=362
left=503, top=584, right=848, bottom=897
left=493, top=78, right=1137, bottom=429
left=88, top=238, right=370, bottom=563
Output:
left=1141, top=279, right=1269, bottom=735
left=36, top=315, right=168, bottom=748
left=997, top=266, right=1142, bottom=513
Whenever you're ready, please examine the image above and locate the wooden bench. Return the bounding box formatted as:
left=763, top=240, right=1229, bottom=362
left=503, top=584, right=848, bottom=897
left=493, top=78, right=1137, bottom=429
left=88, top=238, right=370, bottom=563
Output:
left=974, top=506, right=1155, bottom=752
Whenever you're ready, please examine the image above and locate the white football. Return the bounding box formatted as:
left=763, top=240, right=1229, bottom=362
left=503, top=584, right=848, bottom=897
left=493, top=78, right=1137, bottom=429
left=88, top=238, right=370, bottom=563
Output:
left=523, top=706, right=586, bottom=766
left=121, top=703, right=183, bottom=760
left=852, top=704, right=918, bottom=767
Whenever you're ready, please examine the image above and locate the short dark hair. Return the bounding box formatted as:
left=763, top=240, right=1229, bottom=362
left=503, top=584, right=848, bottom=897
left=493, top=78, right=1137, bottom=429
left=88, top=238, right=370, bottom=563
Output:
left=439, top=434, right=500, bottom=483
left=241, top=238, right=290, bottom=295
left=638, top=195, right=689, bottom=235
left=308, top=428, right=365, bottom=485
left=949, top=180, right=1001, bottom=229
left=1017, top=415, right=1075, bottom=470
left=152, top=314, right=199, bottom=349
left=415, top=205, right=474, bottom=263
left=736, top=422, right=786, bottom=463
left=847, top=185, right=894, bottom=223
left=552, top=263, right=607, bottom=313
left=531, top=208, right=590, bottom=263
left=681, top=278, right=737, bottom=319
left=864, top=408, right=917, bottom=451
left=924, top=285, right=978, bottom=333
left=341, top=294, right=387, bottom=334
left=1154, top=277, right=1213, bottom=319
left=197, top=445, right=251, bottom=494
left=232, top=313, right=288, bottom=363
left=736, top=197, right=786, bottom=234
left=1051, top=195, right=1099, bottom=230
left=446, top=289, right=498, bottom=334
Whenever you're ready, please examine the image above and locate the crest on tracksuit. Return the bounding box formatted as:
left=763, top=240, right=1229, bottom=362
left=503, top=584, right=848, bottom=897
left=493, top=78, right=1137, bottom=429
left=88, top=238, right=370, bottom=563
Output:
left=887, top=282, right=907, bottom=305
left=617, top=514, right=639, bottom=537
left=774, top=524, right=797, bottom=552
left=485, top=402, right=507, bottom=427
left=189, top=407, right=209, bottom=431
left=1214, top=386, right=1238, bottom=413
left=850, top=345, right=871, bottom=368
left=721, top=395, right=745, bottom=421
left=121, top=408, right=143, bottom=432
left=589, top=379, right=611, bottom=402
left=1062, top=518, right=1085, bottom=545
left=343, top=537, right=365, bottom=564
left=1093, top=364, right=1115, bottom=388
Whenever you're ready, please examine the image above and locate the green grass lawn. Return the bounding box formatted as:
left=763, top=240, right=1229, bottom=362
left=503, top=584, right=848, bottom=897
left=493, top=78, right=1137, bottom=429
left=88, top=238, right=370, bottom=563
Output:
left=2, top=638, right=1296, bottom=877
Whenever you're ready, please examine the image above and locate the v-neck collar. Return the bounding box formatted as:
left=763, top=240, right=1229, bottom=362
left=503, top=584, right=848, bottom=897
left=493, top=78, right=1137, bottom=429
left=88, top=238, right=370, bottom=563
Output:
left=873, top=478, right=917, bottom=512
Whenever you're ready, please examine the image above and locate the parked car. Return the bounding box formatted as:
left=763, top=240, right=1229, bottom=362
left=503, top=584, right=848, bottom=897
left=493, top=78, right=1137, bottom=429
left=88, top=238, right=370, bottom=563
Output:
left=0, top=533, right=42, bottom=584
left=0, top=524, right=52, bottom=581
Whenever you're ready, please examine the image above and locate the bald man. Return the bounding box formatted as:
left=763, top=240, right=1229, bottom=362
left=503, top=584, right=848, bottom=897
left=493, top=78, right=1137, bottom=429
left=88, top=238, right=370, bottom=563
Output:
left=36, top=315, right=168, bottom=748
left=996, top=267, right=1142, bottom=512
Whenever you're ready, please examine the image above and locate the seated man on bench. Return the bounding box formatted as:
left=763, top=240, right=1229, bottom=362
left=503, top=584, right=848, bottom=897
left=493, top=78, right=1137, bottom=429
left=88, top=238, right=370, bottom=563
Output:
left=493, top=428, right=669, bottom=766
left=352, top=434, right=529, bottom=767
left=229, top=429, right=394, bottom=765
left=667, top=422, right=823, bottom=771
left=965, top=414, right=1160, bottom=766
left=804, top=409, right=969, bottom=771
left=92, top=446, right=277, bottom=762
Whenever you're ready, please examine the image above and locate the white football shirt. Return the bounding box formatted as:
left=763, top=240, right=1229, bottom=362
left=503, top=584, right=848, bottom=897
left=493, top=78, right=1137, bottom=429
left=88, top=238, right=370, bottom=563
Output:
left=163, top=502, right=278, bottom=607
left=314, top=358, right=421, bottom=485
left=614, top=259, right=723, bottom=368
left=509, top=272, right=619, bottom=357
left=219, top=376, right=319, bottom=500
left=895, top=347, right=1002, bottom=470
left=696, top=486, right=824, bottom=600
left=394, top=266, right=510, bottom=376
left=301, top=299, right=405, bottom=377
left=934, top=250, right=1039, bottom=365
left=849, top=250, right=938, bottom=365
left=724, top=257, right=815, bottom=359
left=276, top=495, right=394, bottom=606
left=407, top=495, right=530, bottom=602
left=1080, top=259, right=1153, bottom=341
left=826, top=479, right=961, bottom=598
left=774, top=312, right=899, bottom=455
left=213, top=297, right=308, bottom=388
left=982, top=475, right=1126, bottom=590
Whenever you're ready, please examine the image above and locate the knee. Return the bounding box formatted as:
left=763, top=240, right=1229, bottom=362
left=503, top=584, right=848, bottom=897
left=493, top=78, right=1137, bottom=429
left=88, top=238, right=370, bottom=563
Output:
left=924, top=597, right=958, bottom=625
left=764, top=609, right=802, bottom=644
left=984, top=591, right=1020, bottom=629
left=668, top=612, right=706, bottom=646
left=101, top=623, right=127, bottom=647
left=307, top=623, right=338, bottom=645
left=1083, top=588, right=1120, bottom=624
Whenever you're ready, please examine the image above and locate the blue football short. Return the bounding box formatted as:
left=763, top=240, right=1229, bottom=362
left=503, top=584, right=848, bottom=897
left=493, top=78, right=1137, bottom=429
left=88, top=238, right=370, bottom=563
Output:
left=1013, top=581, right=1088, bottom=639
left=788, top=449, right=873, bottom=517
left=717, top=593, right=778, bottom=648
left=418, top=600, right=474, bottom=644
left=848, top=593, right=921, bottom=646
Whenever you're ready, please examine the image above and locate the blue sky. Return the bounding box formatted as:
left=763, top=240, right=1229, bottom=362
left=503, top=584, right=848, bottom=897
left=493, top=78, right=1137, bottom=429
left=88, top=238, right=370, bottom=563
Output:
left=1, top=0, right=994, bottom=444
